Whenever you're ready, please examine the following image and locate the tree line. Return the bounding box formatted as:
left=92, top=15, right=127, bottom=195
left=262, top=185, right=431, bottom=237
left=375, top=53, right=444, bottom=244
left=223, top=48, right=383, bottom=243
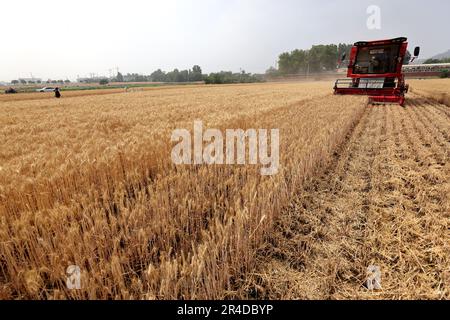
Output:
left=270, top=43, right=353, bottom=75
left=204, top=71, right=263, bottom=84
left=9, top=65, right=264, bottom=85
left=93, top=65, right=204, bottom=84
left=113, top=65, right=263, bottom=84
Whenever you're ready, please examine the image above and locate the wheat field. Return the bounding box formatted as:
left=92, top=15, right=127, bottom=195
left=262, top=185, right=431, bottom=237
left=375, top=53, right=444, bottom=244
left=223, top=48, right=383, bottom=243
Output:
left=0, top=80, right=448, bottom=299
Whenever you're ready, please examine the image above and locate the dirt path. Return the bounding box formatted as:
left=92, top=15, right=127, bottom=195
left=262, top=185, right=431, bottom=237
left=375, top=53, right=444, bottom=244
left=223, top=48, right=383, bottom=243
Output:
left=237, top=95, right=450, bottom=299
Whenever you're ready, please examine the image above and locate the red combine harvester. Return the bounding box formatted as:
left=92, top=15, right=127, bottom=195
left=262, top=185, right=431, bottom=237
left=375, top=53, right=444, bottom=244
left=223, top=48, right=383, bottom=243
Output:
left=334, top=37, right=420, bottom=106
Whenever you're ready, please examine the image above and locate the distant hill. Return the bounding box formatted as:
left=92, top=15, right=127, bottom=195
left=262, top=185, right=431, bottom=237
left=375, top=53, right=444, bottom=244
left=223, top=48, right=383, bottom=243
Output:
left=431, top=49, right=450, bottom=60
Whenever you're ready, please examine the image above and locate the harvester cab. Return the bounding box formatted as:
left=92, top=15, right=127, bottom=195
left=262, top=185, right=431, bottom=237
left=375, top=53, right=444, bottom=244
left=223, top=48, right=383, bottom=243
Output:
left=334, top=37, right=420, bottom=106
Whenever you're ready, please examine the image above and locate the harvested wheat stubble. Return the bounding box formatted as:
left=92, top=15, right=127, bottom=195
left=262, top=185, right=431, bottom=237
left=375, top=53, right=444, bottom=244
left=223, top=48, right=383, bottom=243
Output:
left=236, top=94, right=450, bottom=300
left=0, top=82, right=366, bottom=299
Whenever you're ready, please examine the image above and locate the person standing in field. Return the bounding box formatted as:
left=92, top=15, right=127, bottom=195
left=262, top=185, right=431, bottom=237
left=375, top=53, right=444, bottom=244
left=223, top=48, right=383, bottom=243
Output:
left=54, top=87, right=61, bottom=98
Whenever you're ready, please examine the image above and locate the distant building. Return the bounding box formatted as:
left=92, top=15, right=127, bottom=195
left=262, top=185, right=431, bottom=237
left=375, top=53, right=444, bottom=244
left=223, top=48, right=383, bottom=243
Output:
left=77, top=77, right=106, bottom=83
left=18, top=77, right=42, bottom=83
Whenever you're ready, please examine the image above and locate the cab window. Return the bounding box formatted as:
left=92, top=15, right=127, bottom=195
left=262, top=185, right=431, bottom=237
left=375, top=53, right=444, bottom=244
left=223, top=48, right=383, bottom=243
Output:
left=354, top=44, right=400, bottom=74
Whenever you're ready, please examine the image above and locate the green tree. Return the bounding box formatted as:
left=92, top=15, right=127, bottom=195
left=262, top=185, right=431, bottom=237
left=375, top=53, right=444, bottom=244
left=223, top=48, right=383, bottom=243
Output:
left=265, top=67, right=280, bottom=77
left=323, top=44, right=338, bottom=70
left=134, top=74, right=147, bottom=82
left=116, top=72, right=124, bottom=82
left=99, top=78, right=109, bottom=85
left=204, top=71, right=263, bottom=84
left=308, top=45, right=323, bottom=72
left=178, top=70, right=189, bottom=82
left=11, top=80, right=19, bottom=85
left=150, top=69, right=167, bottom=82
left=166, top=69, right=179, bottom=82
left=278, top=52, right=295, bottom=74
left=190, top=65, right=203, bottom=81
left=291, top=49, right=308, bottom=73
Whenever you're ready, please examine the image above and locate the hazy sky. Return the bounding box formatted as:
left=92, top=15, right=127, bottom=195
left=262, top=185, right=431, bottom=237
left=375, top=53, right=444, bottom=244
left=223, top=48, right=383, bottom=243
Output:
left=1, top=0, right=448, bottom=81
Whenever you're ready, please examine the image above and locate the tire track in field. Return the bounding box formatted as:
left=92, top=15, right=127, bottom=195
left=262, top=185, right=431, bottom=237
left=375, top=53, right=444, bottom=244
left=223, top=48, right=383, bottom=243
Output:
left=236, top=101, right=449, bottom=300
left=409, top=96, right=450, bottom=145
left=406, top=103, right=448, bottom=165
left=409, top=96, right=450, bottom=147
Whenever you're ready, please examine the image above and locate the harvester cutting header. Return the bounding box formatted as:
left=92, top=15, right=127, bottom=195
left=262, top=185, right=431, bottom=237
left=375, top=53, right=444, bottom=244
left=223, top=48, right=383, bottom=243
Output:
left=334, top=37, right=420, bottom=106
